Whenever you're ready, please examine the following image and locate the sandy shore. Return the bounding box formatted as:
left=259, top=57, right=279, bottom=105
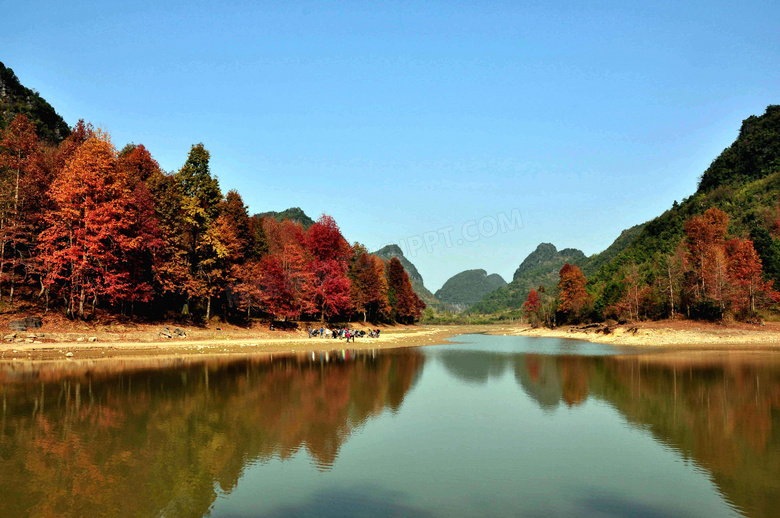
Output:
left=0, top=324, right=488, bottom=361
left=2, top=317, right=780, bottom=362
left=495, top=320, right=780, bottom=348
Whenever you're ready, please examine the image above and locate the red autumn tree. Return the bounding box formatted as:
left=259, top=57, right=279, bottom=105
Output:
left=350, top=250, right=391, bottom=322
left=37, top=131, right=158, bottom=318
left=256, top=243, right=315, bottom=320
left=305, top=215, right=352, bottom=320
left=386, top=257, right=425, bottom=324
left=305, top=214, right=352, bottom=262
left=725, top=238, right=779, bottom=316
left=115, top=143, right=165, bottom=314
left=117, top=143, right=161, bottom=187
left=557, top=263, right=590, bottom=322
left=523, top=288, right=541, bottom=324
left=310, top=258, right=352, bottom=320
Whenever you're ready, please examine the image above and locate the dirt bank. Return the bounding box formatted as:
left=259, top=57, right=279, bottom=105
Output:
left=496, top=320, right=780, bottom=348
left=0, top=322, right=488, bottom=361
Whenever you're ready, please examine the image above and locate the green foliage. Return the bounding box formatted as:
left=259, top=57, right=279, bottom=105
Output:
left=177, top=143, right=222, bottom=222
left=257, top=207, right=315, bottom=229
left=434, top=269, right=506, bottom=310
left=0, top=62, right=70, bottom=143
left=698, top=105, right=780, bottom=192
left=469, top=244, right=583, bottom=314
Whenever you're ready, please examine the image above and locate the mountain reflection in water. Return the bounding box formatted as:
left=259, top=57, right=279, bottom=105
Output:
left=0, top=350, right=424, bottom=518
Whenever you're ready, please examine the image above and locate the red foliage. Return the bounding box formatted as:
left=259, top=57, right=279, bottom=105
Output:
left=684, top=207, right=729, bottom=302
left=305, top=215, right=351, bottom=262
left=37, top=132, right=159, bottom=317
left=116, top=144, right=161, bottom=188
left=523, top=289, right=541, bottom=320
left=350, top=252, right=391, bottom=322
left=725, top=238, right=780, bottom=315
left=386, top=257, right=425, bottom=323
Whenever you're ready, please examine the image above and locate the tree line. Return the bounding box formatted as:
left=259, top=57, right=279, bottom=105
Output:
left=523, top=207, right=779, bottom=326
left=0, top=115, right=426, bottom=323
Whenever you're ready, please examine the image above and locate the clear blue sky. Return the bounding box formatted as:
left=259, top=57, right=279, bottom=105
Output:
left=3, top=1, right=778, bottom=291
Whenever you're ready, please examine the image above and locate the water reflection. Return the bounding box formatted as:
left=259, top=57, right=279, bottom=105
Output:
left=1, top=338, right=779, bottom=518
left=0, top=349, right=424, bottom=518
left=434, top=340, right=780, bottom=518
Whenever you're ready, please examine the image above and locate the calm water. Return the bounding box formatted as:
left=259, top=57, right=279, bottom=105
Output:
left=1, top=335, right=779, bottom=517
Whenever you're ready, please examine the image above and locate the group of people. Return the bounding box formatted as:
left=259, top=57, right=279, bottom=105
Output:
left=306, top=327, right=382, bottom=342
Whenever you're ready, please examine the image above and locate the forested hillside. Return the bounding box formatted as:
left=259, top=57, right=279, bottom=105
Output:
left=257, top=207, right=314, bottom=229
left=0, top=62, right=69, bottom=144
left=434, top=269, right=506, bottom=310
left=584, top=105, right=780, bottom=321
left=471, top=105, right=780, bottom=324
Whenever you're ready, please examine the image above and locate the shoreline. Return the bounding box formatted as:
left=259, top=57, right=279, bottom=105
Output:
left=0, top=324, right=488, bottom=362
left=2, top=319, right=780, bottom=363
left=495, top=320, right=780, bottom=348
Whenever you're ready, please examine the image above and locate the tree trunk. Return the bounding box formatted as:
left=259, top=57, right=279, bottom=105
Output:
left=79, top=285, right=85, bottom=319
left=667, top=263, right=675, bottom=319
left=206, top=296, right=211, bottom=322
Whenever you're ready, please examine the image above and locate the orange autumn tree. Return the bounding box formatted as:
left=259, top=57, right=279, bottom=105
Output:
left=255, top=217, right=315, bottom=320
left=37, top=131, right=158, bottom=318
left=684, top=207, right=729, bottom=311
left=557, top=263, right=590, bottom=323
left=350, top=248, right=391, bottom=322
left=725, top=238, right=779, bottom=317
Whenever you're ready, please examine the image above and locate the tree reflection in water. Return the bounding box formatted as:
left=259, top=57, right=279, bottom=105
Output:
left=436, top=347, right=780, bottom=518
left=0, top=349, right=424, bottom=518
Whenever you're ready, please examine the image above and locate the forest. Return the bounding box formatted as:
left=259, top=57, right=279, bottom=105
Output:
left=0, top=114, right=425, bottom=324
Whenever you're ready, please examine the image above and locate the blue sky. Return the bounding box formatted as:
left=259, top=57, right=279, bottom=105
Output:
left=3, top=1, right=778, bottom=291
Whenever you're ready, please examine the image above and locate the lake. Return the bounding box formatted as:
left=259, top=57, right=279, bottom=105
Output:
left=1, top=334, right=778, bottom=517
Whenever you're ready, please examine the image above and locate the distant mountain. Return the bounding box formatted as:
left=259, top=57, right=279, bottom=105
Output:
left=256, top=207, right=315, bottom=229
left=0, top=62, right=70, bottom=143
left=373, top=244, right=441, bottom=308
left=434, top=269, right=506, bottom=311
left=468, top=244, right=585, bottom=314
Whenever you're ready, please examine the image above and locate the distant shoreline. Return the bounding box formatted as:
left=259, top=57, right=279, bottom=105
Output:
left=495, top=320, right=780, bottom=348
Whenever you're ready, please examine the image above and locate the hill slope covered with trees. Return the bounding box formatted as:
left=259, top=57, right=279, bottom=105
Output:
left=471, top=105, right=780, bottom=324
left=434, top=269, right=506, bottom=311
left=0, top=62, right=70, bottom=144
